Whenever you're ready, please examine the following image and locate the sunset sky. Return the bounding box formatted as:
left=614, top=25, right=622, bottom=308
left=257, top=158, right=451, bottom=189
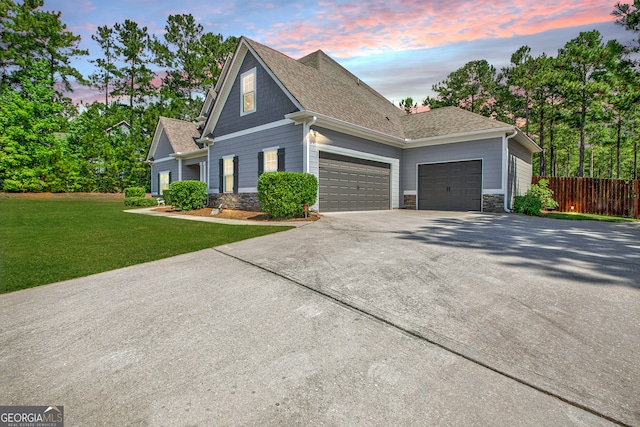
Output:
left=47, top=0, right=633, bottom=105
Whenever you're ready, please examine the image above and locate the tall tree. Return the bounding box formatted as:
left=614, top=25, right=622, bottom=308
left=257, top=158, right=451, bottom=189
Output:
left=1, top=0, right=87, bottom=93
left=89, top=25, right=117, bottom=106
left=431, top=60, right=499, bottom=116
left=112, top=19, right=155, bottom=114
left=152, top=14, right=238, bottom=98
left=558, top=31, right=612, bottom=177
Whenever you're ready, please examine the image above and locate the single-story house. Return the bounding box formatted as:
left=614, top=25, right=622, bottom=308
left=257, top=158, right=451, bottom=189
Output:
left=146, top=36, right=540, bottom=213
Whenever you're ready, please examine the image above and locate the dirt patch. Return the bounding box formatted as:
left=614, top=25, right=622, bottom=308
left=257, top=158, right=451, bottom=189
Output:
left=152, top=206, right=320, bottom=222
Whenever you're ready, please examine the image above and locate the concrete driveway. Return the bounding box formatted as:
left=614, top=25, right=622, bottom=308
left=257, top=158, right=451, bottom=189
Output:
left=1, top=210, right=638, bottom=425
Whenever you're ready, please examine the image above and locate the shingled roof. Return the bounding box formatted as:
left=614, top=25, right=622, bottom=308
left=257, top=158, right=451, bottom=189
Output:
left=158, top=117, right=201, bottom=154
left=400, top=107, right=513, bottom=140
left=244, top=38, right=516, bottom=143
left=245, top=38, right=406, bottom=139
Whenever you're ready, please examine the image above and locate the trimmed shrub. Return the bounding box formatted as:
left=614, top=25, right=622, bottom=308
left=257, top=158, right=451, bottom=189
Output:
left=513, top=193, right=543, bottom=216
left=529, top=179, right=558, bottom=209
left=258, top=172, right=318, bottom=218
left=161, top=188, right=172, bottom=205
left=124, top=197, right=158, bottom=208
left=124, top=186, right=145, bottom=198
left=169, top=180, right=208, bottom=211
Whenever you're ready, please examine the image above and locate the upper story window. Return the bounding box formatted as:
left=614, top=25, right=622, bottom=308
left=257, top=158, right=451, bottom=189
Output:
left=241, top=68, right=256, bottom=115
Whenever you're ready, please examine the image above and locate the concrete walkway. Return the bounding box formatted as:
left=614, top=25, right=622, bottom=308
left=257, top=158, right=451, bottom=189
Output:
left=2, top=210, right=637, bottom=425
left=124, top=207, right=312, bottom=227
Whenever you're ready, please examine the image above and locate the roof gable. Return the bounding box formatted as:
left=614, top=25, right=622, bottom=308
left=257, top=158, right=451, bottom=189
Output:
left=147, top=117, right=201, bottom=161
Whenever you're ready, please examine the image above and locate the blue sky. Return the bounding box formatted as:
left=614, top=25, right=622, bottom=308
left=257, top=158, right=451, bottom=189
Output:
left=46, top=0, right=634, bottom=105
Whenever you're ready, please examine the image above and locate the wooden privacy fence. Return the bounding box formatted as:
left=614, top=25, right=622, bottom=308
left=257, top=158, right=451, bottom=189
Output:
left=531, top=177, right=640, bottom=218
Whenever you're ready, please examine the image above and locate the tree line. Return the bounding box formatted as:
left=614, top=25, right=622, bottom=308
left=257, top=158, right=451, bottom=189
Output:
left=0, top=0, right=237, bottom=193
left=402, top=2, right=640, bottom=180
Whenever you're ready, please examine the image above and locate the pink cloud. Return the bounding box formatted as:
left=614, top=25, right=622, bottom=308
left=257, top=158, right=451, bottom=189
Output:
left=261, top=0, right=616, bottom=58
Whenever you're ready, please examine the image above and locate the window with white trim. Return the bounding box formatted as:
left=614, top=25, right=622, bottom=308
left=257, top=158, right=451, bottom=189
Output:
left=241, top=68, right=256, bottom=115
left=223, top=157, right=234, bottom=193
left=159, top=171, right=170, bottom=195
left=264, top=150, right=277, bottom=172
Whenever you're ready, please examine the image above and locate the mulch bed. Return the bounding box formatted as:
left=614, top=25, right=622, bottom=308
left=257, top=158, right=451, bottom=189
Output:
left=152, top=206, right=321, bottom=222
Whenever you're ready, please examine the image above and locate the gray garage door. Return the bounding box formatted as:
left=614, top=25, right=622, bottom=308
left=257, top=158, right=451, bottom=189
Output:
left=418, top=160, right=482, bottom=211
left=319, top=152, right=390, bottom=212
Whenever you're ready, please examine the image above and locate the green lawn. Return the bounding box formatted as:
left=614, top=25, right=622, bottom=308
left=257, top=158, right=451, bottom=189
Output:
left=541, top=211, right=639, bottom=223
left=0, top=197, right=292, bottom=293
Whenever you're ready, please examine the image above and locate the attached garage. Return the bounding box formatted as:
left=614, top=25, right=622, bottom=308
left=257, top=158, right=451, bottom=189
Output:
left=319, top=151, right=391, bottom=212
left=418, top=160, right=482, bottom=211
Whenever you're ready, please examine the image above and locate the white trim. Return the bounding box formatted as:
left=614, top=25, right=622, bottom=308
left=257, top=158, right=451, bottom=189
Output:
left=199, top=161, right=207, bottom=183
left=238, top=187, right=258, bottom=193
left=483, top=189, right=504, bottom=194
left=504, top=130, right=518, bottom=212
left=414, top=159, right=484, bottom=211
left=222, top=154, right=236, bottom=160
left=262, top=146, right=279, bottom=152
left=215, top=119, right=293, bottom=143
left=240, top=67, right=257, bottom=116
left=407, top=130, right=511, bottom=148
left=403, top=190, right=416, bottom=196
left=317, top=144, right=400, bottom=210
left=152, top=156, right=174, bottom=163
left=172, top=148, right=207, bottom=160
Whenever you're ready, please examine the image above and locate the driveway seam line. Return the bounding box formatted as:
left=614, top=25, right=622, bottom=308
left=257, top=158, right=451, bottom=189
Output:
left=215, top=247, right=629, bottom=427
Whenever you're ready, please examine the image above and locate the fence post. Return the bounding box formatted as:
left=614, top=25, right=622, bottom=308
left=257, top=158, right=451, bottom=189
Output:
left=633, top=179, right=640, bottom=218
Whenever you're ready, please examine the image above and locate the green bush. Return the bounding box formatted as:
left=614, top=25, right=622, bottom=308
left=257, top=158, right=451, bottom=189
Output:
left=161, top=188, right=172, bottom=205
left=169, top=180, right=208, bottom=211
left=513, top=193, right=543, bottom=216
left=529, top=179, right=558, bottom=209
left=124, top=197, right=158, bottom=208
left=258, top=172, right=318, bottom=218
left=124, top=186, right=145, bottom=198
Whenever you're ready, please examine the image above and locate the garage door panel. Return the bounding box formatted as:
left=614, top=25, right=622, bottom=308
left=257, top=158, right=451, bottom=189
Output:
left=418, top=160, right=482, bottom=211
left=319, top=152, right=391, bottom=212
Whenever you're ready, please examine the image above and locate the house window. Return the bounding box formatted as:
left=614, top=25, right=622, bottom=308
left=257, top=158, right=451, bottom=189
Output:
left=159, top=171, right=170, bottom=195
left=241, top=68, right=256, bottom=115
left=223, top=157, right=234, bottom=193
left=264, top=150, right=277, bottom=172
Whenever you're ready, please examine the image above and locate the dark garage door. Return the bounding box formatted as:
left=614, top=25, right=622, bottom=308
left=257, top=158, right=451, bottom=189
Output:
left=319, top=152, right=390, bottom=212
left=418, top=160, right=482, bottom=211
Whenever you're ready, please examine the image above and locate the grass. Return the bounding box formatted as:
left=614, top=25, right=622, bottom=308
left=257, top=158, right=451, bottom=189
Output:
left=541, top=211, right=639, bottom=223
left=0, top=196, right=292, bottom=294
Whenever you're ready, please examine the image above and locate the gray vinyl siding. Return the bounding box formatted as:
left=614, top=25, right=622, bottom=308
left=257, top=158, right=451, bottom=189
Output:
left=315, top=127, right=403, bottom=159
left=150, top=159, right=179, bottom=196
left=183, top=164, right=200, bottom=181
left=183, top=155, right=206, bottom=166
left=507, top=139, right=533, bottom=208
left=209, top=123, right=303, bottom=192
left=403, top=137, right=503, bottom=192
left=154, top=131, right=174, bottom=159
left=213, top=52, right=298, bottom=138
